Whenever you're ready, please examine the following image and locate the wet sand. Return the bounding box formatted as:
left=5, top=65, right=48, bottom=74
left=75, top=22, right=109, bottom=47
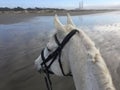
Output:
left=0, top=12, right=120, bottom=90
left=0, top=26, right=75, bottom=90
left=0, top=11, right=78, bottom=90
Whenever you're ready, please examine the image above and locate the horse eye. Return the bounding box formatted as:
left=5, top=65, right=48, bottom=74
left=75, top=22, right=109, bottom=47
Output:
left=47, top=47, right=52, bottom=52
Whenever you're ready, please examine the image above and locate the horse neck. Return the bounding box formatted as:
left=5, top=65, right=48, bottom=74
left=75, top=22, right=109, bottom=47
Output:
left=67, top=33, right=115, bottom=90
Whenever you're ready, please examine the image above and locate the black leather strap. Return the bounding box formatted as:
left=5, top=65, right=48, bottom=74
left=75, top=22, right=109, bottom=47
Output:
left=40, top=29, right=79, bottom=90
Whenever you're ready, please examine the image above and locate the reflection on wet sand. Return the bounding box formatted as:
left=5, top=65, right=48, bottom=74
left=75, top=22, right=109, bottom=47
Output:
left=0, top=27, right=75, bottom=90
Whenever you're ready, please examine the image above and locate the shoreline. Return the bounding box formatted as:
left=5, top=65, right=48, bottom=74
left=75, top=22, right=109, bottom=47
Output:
left=0, top=10, right=116, bottom=24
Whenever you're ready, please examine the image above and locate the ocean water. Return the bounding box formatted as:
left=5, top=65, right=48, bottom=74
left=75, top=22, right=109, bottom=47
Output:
left=0, top=11, right=120, bottom=90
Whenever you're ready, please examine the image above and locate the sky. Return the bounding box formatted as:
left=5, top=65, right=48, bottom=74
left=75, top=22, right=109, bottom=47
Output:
left=0, top=0, right=120, bottom=9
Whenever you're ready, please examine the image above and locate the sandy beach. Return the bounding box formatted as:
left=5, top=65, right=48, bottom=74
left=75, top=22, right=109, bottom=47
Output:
left=0, top=11, right=120, bottom=90
left=0, top=10, right=114, bottom=24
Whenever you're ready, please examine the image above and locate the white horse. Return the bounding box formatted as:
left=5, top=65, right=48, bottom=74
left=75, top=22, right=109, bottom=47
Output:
left=35, top=14, right=116, bottom=90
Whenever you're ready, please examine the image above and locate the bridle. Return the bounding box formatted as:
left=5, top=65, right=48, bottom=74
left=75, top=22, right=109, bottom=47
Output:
left=39, top=29, right=79, bottom=90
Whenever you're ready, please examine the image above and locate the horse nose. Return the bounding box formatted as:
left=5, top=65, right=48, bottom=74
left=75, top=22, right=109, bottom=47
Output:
left=34, top=61, right=41, bottom=71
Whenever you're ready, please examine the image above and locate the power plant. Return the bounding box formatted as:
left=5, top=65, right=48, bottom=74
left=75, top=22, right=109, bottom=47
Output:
left=79, top=0, right=83, bottom=9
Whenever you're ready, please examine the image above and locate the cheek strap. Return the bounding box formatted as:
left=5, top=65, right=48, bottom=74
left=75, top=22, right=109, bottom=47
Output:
left=40, top=30, right=79, bottom=90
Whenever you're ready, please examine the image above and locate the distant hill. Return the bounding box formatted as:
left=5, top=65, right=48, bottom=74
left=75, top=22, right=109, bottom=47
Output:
left=0, top=7, right=66, bottom=11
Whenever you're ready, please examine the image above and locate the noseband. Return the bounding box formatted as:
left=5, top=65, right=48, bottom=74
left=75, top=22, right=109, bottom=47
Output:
left=40, top=29, right=79, bottom=90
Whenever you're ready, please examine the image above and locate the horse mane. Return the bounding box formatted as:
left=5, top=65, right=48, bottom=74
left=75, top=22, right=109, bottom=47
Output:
left=77, top=28, right=116, bottom=90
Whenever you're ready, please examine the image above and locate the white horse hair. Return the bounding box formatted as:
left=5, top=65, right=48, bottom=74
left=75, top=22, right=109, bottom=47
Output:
left=35, top=13, right=116, bottom=90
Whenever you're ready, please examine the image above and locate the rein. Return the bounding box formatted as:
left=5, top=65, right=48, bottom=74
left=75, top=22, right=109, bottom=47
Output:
left=40, top=29, right=79, bottom=90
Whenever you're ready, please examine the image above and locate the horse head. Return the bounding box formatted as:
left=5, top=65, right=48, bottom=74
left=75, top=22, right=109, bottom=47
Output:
left=34, top=14, right=77, bottom=76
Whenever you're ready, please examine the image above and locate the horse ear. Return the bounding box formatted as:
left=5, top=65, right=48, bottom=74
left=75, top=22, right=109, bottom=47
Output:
left=67, top=13, right=75, bottom=26
left=54, top=14, right=65, bottom=31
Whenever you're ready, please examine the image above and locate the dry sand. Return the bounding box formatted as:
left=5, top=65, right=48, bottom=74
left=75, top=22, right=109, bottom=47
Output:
left=0, top=10, right=114, bottom=24
left=0, top=11, right=120, bottom=90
